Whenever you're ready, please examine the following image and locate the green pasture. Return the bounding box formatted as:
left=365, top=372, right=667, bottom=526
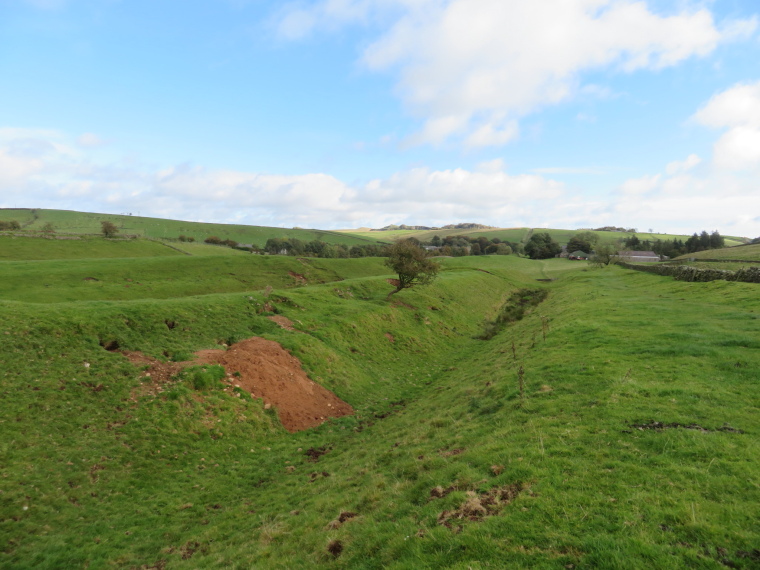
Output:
left=0, top=235, right=186, bottom=261
left=349, top=227, right=532, bottom=243
left=346, top=226, right=732, bottom=247
left=0, top=255, right=390, bottom=303
left=1, top=246, right=760, bottom=568
left=673, top=243, right=760, bottom=262
left=0, top=208, right=386, bottom=247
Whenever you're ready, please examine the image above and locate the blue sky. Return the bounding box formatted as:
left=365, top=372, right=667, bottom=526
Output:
left=2, top=0, right=760, bottom=236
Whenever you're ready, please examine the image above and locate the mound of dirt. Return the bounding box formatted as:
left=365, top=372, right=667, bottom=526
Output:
left=123, top=337, right=353, bottom=432
left=217, top=338, right=353, bottom=432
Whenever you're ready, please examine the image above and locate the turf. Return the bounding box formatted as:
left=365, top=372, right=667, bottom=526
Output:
left=673, top=243, right=760, bottom=262
left=0, top=208, right=387, bottom=247
left=0, top=236, right=185, bottom=261
left=0, top=255, right=390, bottom=303
left=1, top=249, right=759, bottom=569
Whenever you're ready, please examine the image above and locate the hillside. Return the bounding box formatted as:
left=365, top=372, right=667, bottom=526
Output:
left=344, top=226, right=747, bottom=248
left=673, top=242, right=760, bottom=262
left=1, top=236, right=759, bottom=568
left=0, top=208, right=388, bottom=247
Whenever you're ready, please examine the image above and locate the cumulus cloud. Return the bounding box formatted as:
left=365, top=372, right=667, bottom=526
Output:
left=693, top=80, right=760, bottom=171
left=276, top=0, right=756, bottom=147
left=3, top=126, right=757, bottom=236
left=0, top=127, right=564, bottom=229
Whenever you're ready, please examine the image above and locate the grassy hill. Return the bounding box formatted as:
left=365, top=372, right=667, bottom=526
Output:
left=346, top=226, right=747, bottom=247
left=0, top=235, right=189, bottom=261
left=1, top=230, right=759, bottom=568
left=673, top=243, right=760, bottom=262
left=0, top=208, right=388, bottom=247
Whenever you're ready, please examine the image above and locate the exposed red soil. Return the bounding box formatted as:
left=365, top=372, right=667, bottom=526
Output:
left=122, top=337, right=353, bottom=432
left=288, top=270, right=307, bottom=285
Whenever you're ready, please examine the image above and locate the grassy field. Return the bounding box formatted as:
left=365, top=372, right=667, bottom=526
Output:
left=345, top=226, right=746, bottom=247
left=0, top=255, right=390, bottom=303
left=348, top=228, right=532, bottom=243
left=673, top=243, right=760, bottom=262
left=1, top=236, right=759, bottom=568
left=0, top=208, right=388, bottom=247
left=0, top=235, right=187, bottom=261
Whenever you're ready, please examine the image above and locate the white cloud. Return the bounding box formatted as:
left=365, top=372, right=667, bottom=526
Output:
left=277, top=0, right=756, bottom=147
left=694, top=81, right=760, bottom=170
left=3, top=126, right=757, bottom=236
left=620, top=174, right=661, bottom=196
left=0, top=126, right=564, bottom=229
left=665, top=153, right=701, bottom=175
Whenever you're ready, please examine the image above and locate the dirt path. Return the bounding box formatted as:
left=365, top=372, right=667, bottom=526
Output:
left=123, top=337, right=353, bottom=432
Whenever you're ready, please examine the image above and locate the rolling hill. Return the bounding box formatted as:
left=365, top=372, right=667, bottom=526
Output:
left=1, top=216, right=758, bottom=569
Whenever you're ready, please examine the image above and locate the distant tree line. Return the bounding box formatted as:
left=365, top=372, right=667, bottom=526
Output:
left=593, top=226, right=637, bottom=233
left=375, top=222, right=495, bottom=231
left=263, top=237, right=385, bottom=258
left=622, top=230, right=724, bottom=257
left=421, top=234, right=519, bottom=256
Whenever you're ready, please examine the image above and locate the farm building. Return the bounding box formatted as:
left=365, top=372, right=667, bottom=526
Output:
left=617, top=250, right=660, bottom=262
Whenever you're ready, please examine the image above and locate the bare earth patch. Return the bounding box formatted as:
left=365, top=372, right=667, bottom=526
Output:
left=267, top=315, right=297, bottom=331
left=122, top=337, right=353, bottom=432
left=436, top=483, right=526, bottom=531
left=288, top=270, right=307, bottom=285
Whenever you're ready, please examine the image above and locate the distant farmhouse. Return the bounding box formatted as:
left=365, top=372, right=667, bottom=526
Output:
left=617, top=250, right=660, bottom=263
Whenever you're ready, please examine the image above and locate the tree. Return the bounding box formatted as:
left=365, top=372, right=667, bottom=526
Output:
left=590, top=243, right=618, bottom=267
left=623, top=234, right=640, bottom=249
left=709, top=230, right=724, bottom=249
left=384, top=239, right=440, bottom=299
left=566, top=234, right=593, bottom=254
left=42, top=222, right=55, bottom=234
left=524, top=232, right=561, bottom=259
left=101, top=221, right=119, bottom=238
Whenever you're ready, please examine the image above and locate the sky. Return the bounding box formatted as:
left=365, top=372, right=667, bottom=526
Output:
left=1, top=0, right=760, bottom=237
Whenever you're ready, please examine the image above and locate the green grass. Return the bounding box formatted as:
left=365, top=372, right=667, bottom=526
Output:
left=166, top=241, right=251, bottom=256
left=349, top=227, right=532, bottom=244
left=1, top=247, right=759, bottom=568
left=673, top=243, right=760, bottom=262
left=0, top=208, right=388, bottom=247
left=0, top=255, right=390, bottom=303
left=347, top=226, right=741, bottom=248
left=0, top=235, right=186, bottom=261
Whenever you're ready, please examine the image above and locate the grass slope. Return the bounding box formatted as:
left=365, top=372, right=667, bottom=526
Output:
left=0, top=256, right=390, bottom=303
left=0, top=236, right=185, bottom=261
left=673, top=243, right=760, bottom=262
left=347, top=227, right=746, bottom=248
left=1, top=255, right=759, bottom=569
left=0, top=208, right=387, bottom=247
